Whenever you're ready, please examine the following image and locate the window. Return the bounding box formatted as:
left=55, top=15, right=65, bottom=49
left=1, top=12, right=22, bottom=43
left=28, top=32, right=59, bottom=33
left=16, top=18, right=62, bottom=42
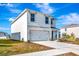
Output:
left=51, top=18, right=54, bottom=24
left=51, top=20, right=53, bottom=24
left=31, top=13, right=35, bottom=22
left=45, top=16, right=49, bottom=24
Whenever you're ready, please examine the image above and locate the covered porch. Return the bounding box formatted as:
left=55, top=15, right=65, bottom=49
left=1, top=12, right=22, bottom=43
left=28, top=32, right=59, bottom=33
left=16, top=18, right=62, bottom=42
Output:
left=50, top=27, right=60, bottom=41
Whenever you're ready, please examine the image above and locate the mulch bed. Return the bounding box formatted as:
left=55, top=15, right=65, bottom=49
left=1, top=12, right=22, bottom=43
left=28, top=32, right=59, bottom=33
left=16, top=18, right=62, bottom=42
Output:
left=58, top=39, right=79, bottom=45
left=56, top=52, right=79, bottom=56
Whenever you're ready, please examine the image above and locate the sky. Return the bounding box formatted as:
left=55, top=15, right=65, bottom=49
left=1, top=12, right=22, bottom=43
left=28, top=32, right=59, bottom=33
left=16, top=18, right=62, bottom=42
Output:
left=0, top=3, right=79, bottom=34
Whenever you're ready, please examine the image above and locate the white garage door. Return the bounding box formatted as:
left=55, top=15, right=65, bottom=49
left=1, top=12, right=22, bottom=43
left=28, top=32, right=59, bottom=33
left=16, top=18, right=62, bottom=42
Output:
left=30, top=30, right=49, bottom=41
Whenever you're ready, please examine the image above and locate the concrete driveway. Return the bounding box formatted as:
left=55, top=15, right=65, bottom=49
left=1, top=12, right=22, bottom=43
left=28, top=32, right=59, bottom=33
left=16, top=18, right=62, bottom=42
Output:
left=35, top=41, right=79, bottom=50
left=13, top=41, right=79, bottom=56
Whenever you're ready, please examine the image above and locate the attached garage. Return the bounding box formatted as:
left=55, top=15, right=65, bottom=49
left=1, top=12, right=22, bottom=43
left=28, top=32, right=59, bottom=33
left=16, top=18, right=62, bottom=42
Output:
left=30, top=30, right=49, bottom=41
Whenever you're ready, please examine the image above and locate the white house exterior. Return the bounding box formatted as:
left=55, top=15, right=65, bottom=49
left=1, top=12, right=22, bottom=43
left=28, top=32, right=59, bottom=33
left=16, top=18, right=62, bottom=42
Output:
left=11, top=9, right=59, bottom=41
left=60, top=24, right=79, bottom=38
left=0, top=32, right=10, bottom=39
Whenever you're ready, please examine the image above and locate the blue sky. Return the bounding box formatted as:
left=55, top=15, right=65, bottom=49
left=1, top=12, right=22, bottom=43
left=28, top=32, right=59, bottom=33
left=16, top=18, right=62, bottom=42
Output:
left=0, top=3, right=79, bottom=33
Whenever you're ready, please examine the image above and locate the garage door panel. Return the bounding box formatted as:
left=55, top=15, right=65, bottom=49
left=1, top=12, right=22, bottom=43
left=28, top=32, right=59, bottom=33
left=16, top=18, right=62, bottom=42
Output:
left=30, top=30, right=49, bottom=41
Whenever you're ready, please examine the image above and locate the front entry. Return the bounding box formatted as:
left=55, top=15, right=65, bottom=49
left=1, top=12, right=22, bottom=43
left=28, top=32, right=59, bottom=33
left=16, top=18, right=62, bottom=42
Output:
left=51, top=31, right=57, bottom=41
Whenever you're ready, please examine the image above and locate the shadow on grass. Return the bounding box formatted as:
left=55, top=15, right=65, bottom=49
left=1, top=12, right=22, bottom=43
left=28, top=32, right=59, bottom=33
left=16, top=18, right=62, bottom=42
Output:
left=0, top=45, right=12, bottom=47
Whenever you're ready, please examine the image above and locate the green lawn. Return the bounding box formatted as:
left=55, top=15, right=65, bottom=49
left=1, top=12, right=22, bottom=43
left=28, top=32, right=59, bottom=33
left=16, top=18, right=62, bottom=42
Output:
left=0, top=39, right=53, bottom=56
left=0, top=39, right=22, bottom=44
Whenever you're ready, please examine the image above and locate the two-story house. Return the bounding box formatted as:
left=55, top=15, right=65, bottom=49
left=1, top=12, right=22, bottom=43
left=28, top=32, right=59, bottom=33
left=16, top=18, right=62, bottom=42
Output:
left=11, top=9, right=59, bottom=41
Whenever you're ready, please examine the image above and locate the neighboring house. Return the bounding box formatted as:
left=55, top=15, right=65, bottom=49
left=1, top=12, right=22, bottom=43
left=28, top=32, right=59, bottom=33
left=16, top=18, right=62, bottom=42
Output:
left=0, top=32, right=10, bottom=39
left=60, top=24, right=79, bottom=38
left=11, top=9, right=59, bottom=41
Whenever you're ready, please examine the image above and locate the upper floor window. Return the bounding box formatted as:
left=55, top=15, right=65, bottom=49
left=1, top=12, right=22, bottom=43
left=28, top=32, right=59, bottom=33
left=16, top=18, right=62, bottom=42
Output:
left=45, top=16, right=49, bottom=24
left=51, top=18, right=55, bottom=24
left=51, top=18, right=53, bottom=24
left=31, top=13, right=35, bottom=22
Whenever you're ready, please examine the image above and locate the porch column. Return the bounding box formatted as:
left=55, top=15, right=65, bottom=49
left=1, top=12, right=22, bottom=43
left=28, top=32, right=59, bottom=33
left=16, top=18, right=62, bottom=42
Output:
left=49, top=29, right=52, bottom=41
left=56, top=31, right=59, bottom=40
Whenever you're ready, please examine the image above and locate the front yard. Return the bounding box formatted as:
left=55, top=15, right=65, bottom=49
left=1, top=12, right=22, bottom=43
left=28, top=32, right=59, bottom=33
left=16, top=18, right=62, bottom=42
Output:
left=0, top=39, right=53, bottom=56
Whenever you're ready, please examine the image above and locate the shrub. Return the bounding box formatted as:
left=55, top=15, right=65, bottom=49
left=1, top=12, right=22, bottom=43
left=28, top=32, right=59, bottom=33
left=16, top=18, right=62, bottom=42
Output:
left=27, top=40, right=31, bottom=43
left=60, top=33, right=76, bottom=42
left=67, top=33, right=76, bottom=41
left=62, top=33, right=70, bottom=40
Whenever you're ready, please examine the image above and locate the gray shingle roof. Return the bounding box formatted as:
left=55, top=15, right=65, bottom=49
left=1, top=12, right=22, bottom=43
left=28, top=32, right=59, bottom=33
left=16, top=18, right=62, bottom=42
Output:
left=62, top=24, right=79, bottom=28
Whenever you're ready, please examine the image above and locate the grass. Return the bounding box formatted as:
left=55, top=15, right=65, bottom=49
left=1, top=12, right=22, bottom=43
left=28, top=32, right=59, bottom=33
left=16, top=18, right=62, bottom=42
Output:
left=56, top=52, right=79, bottom=56
left=0, top=39, right=53, bottom=56
left=0, top=39, right=22, bottom=44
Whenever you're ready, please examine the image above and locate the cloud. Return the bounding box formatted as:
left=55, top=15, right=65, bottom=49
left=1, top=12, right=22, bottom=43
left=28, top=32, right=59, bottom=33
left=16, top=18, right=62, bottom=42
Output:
left=6, top=3, right=14, bottom=7
left=55, top=4, right=73, bottom=12
left=9, top=18, right=15, bottom=22
left=0, top=27, right=10, bottom=31
left=0, top=3, right=13, bottom=7
left=33, top=3, right=54, bottom=14
left=9, top=9, right=22, bottom=13
left=57, top=13, right=79, bottom=25
left=0, top=3, right=21, bottom=14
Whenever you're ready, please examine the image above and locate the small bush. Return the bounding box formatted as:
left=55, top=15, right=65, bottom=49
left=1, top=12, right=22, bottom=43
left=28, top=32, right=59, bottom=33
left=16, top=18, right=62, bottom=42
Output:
left=67, top=33, right=76, bottom=41
left=60, top=33, right=76, bottom=42
left=27, top=40, right=31, bottom=43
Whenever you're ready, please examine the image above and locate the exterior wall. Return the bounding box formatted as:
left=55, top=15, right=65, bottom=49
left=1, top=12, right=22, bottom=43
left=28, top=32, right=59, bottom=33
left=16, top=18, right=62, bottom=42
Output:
left=27, top=10, right=52, bottom=28
left=11, top=11, right=28, bottom=41
left=60, top=27, right=79, bottom=38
